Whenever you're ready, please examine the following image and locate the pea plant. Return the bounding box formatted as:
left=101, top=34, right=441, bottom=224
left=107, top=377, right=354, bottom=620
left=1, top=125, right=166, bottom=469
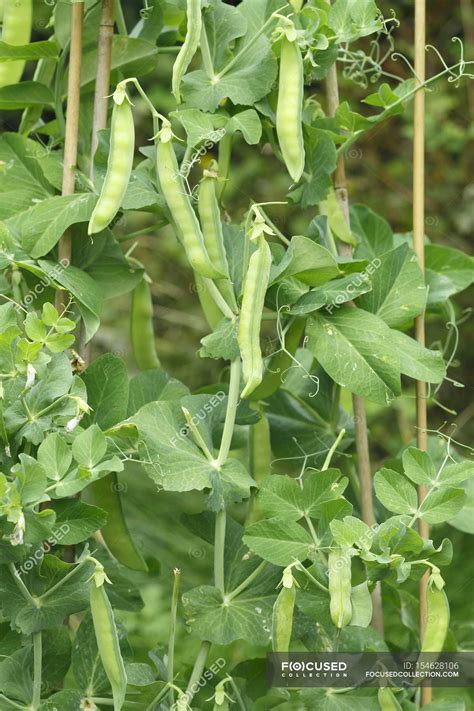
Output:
left=0, top=1, right=473, bottom=710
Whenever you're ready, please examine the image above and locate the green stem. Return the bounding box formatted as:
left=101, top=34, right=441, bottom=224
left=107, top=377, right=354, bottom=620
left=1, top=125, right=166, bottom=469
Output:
left=185, top=640, right=211, bottom=699
left=228, top=677, right=246, bottom=711
left=214, top=510, right=226, bottom=594
left=321, top=428, right=346, bottom=470
left=216, top=359, right=241, bottom=466
left=0, top=694, right=26, bottom=710
left=114, top=0, right=127, bottom=35
left=32, top=633, right=42, bottom=709
left=8, top=563, right=37, bottom=606
left=203, top=278, right=237, bottom=319
left=217, top=133, right=232, bottom=202
left=200, top=24, right=215, bottom=78
left=37, top=556, right=90, bottom=602
left=168, top=569, right=181, bottom=706
left=226, top=560, right=267, bottom=602
left=296, top=563, right=329, bottom=593
left=257, top=206, right=291, bottom=246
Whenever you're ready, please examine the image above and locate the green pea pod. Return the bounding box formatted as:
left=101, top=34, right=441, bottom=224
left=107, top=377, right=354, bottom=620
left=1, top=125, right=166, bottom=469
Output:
left=238, top=236, right=272, bottom=399
left=157, top=133, right=224, bottom=280
left=198, top=167, right=237, bottom=311
left=0, top=0, right=32, bottom=88
left=249, top=318, right=305, bottom=400
left=328, top=546, right=352, bottom=629
left=377, top=687, right=403, bottom=711
left=195, top=273, right=223, bottom=329
left=272, top=580, right=296, bottom=652
left=276, top=36, right=305, bottom=182
left=90, top=580, right=127, bottom=710
left=131, top=277, right=160, bottom=370
left=421, top=586, right=450, bottom=652
left=84, top=475, right=148, bottom=572
left=88, top=98, right=135, bottom=235
left=172, top=0, right=202, bottom=104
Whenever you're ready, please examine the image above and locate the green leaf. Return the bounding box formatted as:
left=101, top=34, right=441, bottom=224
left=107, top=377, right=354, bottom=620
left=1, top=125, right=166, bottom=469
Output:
left=351, top=204, right=394, bottom=259
left=306, top=307, right=401, bottom=405
left=0, top=647, right=32, bottom=705
left=425, top=244, right=474, bottom=298
left=11, top=454, right=47, bottom=507
left=226, top=109, right=262, bottom=144
left=39, top=690, right=84, bottom=710
left=127, top=369, right=189, bottom=417
left=329, top=0, right=382, bottom=42
left=374, top=468, right=418, bottom=515
left=449, top=480, right=474, bottom=534
left=270, top=236, right=340, bottom=286
left=10, top=193, right=96, bottom=258
left=199, top=318, right=240, bottom=361
left=419, top=488, right=466, bottom=524
left=71, top=614, right=109, bottom=695
left=440, top=460, right=474, bottom=486
left=0, top=40, right=59, bottom=61
left=0, top=82, right=54, bottom=110
left=358, top=243, right=426, bottom=327
left=243, top=518, right=315, bottom=566
left=402, top=448, right=436, bottom=486
left=290, top=273, right=373, bottom=315
left=82, top=354, right=129, bottom=430
left=38, top=433, right=72, bottom=482
left=390, top=329, right=446, bottom=383
left=72, top=425, right=107, bottom=469
left=320, top=188, right=356, bottom=245
left=331, top=516, right=372, bottom=549
left=80, top=36, right=159, bottom=88
left=52, top=499, right=107, bottom=544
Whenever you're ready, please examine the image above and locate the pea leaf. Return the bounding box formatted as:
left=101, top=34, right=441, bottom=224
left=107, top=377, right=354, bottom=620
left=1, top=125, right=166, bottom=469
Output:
left=290, top=273, right=373, bottom=315
left=0, top=40, right=59, bottom=61
left=199, top=318, right=240, bottom=361
left=82, top=353, right=129, bottom=430
left=419, top=488, right=467, bottom=524
left=37, top=433, right=72, bottom=482
left=71, top=614, right=109, bottom=696
left=270, top=236, right=340, bottom=286
left=425, top=244, right=474, bottom=297
left=402, top=448, right=436, bottom=486
left=306, top=307, right=401, bottom=405
left=358, top=243, right=427, bottom=327
left=390, top=329, right=446, bottom=384
left=51, top=499, right=107, bottom=545
left=127, top=369, right=189, bottom=417
left=243, top=518, right=315, bottom=566
left=288, top=128, right=336, bottom=207
left=374, top=468, right=418, bottom=515
left=72, top=425, right=107, bottom=468
left=0, top=82, right=54, bottom=110
left=351, top=204, right=394, bottom=259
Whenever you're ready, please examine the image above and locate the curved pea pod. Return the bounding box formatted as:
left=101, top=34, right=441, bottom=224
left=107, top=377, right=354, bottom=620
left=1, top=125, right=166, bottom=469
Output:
left=0, top=0, right=33, bottom=88
left=172, top=0, right=202, bottom=104
left=90, top=580, right=127, bottom=710
left=156, top=132, right=223, bottom=279
left=84, top=474, right=148, bottom=572
left=88, top=98, right=135, bottom=235
left=249, top=318, right=305, bottom=400
left=421, top=585, right=450, bottom=652
left=276, top=36, right=305, bottom=183
left=377, top=687, right=403, bottom=711
left=328, top=546, right=352, bottom=629
left=198, top=167, right=237, bottom=311
left=238, top=237, right=272, bottom=399
left=131, top=277, right=160, bottom=371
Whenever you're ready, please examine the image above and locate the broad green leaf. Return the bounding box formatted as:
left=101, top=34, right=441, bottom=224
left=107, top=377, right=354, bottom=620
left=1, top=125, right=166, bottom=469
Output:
left=358, top=243, right=426, bottom=327
left=425, top=244, right=474, bottom=297
left=39, top=690, right=84, bottom=710
left=351, top=204, right=393, bottom=259
left=374, top=468, right=418, bottom=515
left=199, top=318, right=240, bottom=361
left=226, top=109, right=262, bottom=144
left=10, top=193, right=96, bottom=258
left=82, top=354, right=129, bottom=430
left=402, top=448, right=436, bottom=486
left=203, top=0, right=248, bottom=70
left=419, top=488, right=466, bottom=524
left=72, top=425, right=107, bottom=468
left=11, top=454, right=47, bottom=507
left=439, top=460, right=474, bottom=486
left=0, top=82, right=54, bottom=110
left=390, top=329, right=446, bottom=383
left=41, top=626, right=72, bottom=694
left=350, top=581, right=373, bottom=627
left=79, top=36, right=159, bottom=88
left=127, top=369, right=189, bottom=417
left=288, top=128, right=336, bottom=207
left=0, top=40, right=59, bottom=61
left=52, top=499, right=107, bottom=545
left=37, top=433, right=72, bottom=481
left=270, top=236, right=340, bottom=286
left=290, top=273, right=372, bottom=315
left=449, top=480, right=474, bottom=534
left=243, top=518, right=315, bottom=566
left=0, top=647, right=32, bottom=705
left=174, top=108, right=218, bottom=148
left=331, top=516, right=372, bottom=549
left=328, top=0, right=382, bottom=42
left=306, top=307, right=401, bottom=405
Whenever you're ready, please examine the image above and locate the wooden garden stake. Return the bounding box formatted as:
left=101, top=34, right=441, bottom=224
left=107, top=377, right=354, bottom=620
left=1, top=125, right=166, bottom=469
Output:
left=56, top=1, right=84, bottom=310
left=413, top=0, right=432, bottom=705
left=90, top=0, right=115, bottom=177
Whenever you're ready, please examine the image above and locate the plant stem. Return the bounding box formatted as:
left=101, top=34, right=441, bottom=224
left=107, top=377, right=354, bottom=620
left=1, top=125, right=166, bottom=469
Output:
left=114, top=0, right=127, bottom=35
left=214, top=510, right=226, bottom=594
left=216, top=358, right=241, bottom=467
left=168, top=568, right=181, bottom=705
left=321, top=428, right=345, bottom=470
left=217, top=133, right=232, bottom=202
left=200, top=24, right=215, bottom=78
left=185, top=640, right=211, bottom=699
left=56, top=0, right=84, bottom=311
left=8, top=563, right=37, bottom=606
left=32, top=632, right=42, bottom=709
left=226, top=560, right=268, bottom=602
left=325, top=54, right=384, bottom=637
left=37, top=557, right=90, bottom=602
left=0, top=694, right=25, bottom=710
left=203, top=277, right=237, bottom=319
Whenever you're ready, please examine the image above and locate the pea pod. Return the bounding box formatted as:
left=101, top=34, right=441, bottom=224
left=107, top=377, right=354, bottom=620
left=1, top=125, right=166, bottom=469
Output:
left=131, top=277, right=160, bottom=370
left=272, top=566, right=296, bottom=652
left=0, top=0, right=32, bottom=88
left=198, top=166, right=237, bottom=311
left=156, top=126, right=223, bottom=279
left=249, top=318, right=305, bottom=400
left=328, top=546, right=352, bottom=629
left=276, top=36, right=305, bottom=182
left=172, top=0, right=202, bottom=104
left=238, top=236, right=272, bottom=399
left=88, top=96, right=135, bottom=235
left=195, top=273, right=222, bottom=329
left=377, top=687, right=402, bottom=711
left=421, top=585, right=449, bottom=652
left=90, top=579, right=127, bottom=710
left=84, top=475, right=148, bottom=572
